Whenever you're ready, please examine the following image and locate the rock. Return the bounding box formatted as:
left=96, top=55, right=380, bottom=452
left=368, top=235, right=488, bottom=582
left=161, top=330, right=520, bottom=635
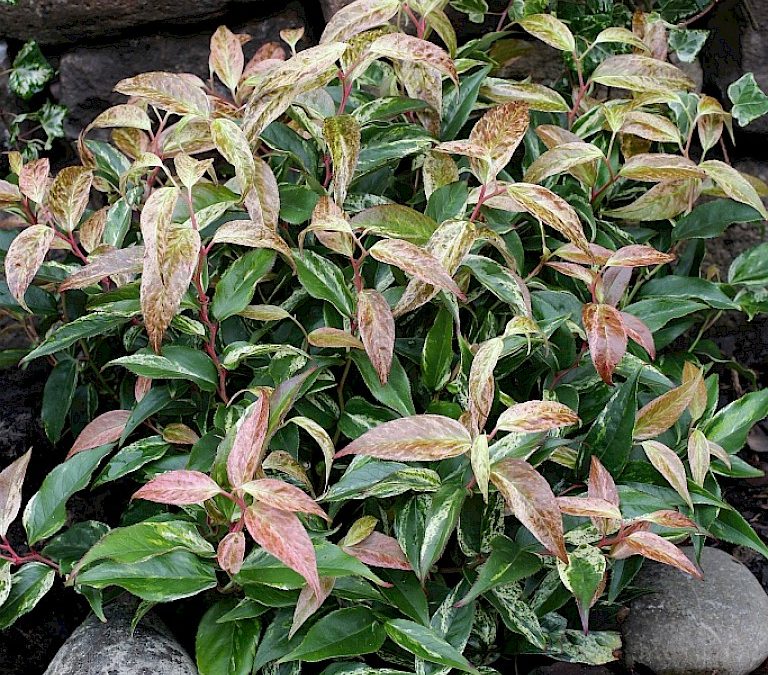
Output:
left=622, top=546, right=768, bottom=675
left=0, top=41, right=14, bottom=151
left=44, top=597, right=197, bottom=675
left=319, top=0, right=353, bottom=21
left=702, top=0, right=768, bottom=134
left=529, top=665, right=613, bottom=675
left=59, top=3, right=309, bottom=135
left=0, top=0, right=271, bottom=45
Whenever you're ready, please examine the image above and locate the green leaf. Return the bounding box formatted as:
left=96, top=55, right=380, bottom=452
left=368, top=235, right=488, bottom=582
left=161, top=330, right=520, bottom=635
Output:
left=121, top=387, right=174, bottom=444
left=426, top=182, right=469, bottom=224
left=254, top=608, right=311, bottom=670
left=76, top=549, right=217, bottom=602
left=637, top=276, right=737, bottom=310
left=672, top=199, right=763, bottom=242
left=419, top=581, right=476, bottom=675
left=622, top=298, right=707, bottom=332
left=709, top=507, right=768, bottom=558
left=278, top=184, right=320, bottom=224
left=353, top=96, right=431, bottom=125
left=74, top=520, right=215, bottom=574
left=41, top=358, right=78, bottom=443
left=212, top=249, right=276, bottom=321
left=462, top=255, right=529, bottom=315
left=350, top=351, right=415, bottom=417
left=94, top=437, right=169, bottom=486
left=668, top=28, right=708, bottom=63
left=378, top=569, right=430, bottom=624
left=23, top=445, right=112, bottom=545
left=418, top=481, right=466, bottom=581
left=103, top=198, right=132, bottom=248
left=41, top=521, right=110, bottom=574
left=442, top=65, right=492, bottom=141
left=196, top=598, right=261, bottom=675
left=282, top=607, right=386, bottom=662
left=22, top=311, right=136, bottom=362
left=577, top=366, right=639, bottom=474
left=702, top=389, right=768, bottom=454
left=0, top=563, right=55, bottom=629
left=350, top=204, right=438, bottom=244
left=294, top=249, right=355, bottom=317
left=556, top=545, right=606, bottom=631
left=9, top=41, right=54, bottom=100
left=107, top=346, right=218, bottom=391
left=384, top=619, right=479, bottom=673
left=458, top=535, right=542, bottom=606
left=356, top=123, right=434, bottom=176
left=728, top=72, right=768, bottom=127
left=422, top=307, right=454, bottom=391
left=729, top=242, right=768, bottom=285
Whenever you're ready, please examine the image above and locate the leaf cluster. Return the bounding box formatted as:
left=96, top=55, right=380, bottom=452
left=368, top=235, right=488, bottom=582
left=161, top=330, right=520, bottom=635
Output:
left=1, top=2, right=768, bottom=672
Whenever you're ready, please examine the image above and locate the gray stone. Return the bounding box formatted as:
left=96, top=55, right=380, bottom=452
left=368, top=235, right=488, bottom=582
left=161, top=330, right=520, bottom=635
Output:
left=0, top=0, right=269, bottom=45
left=320, top=0, right=353, bottom=21
left=0, top=41, right=14, bottom=151
left=58, top=4, right=309, bottom=135
left=702, top=0, right=768, bottom=134
left=622, top=546, right=768, bottom=675
left=44, top=598, right=196, bottom=675
left=529, top=665, right=613, bottom=675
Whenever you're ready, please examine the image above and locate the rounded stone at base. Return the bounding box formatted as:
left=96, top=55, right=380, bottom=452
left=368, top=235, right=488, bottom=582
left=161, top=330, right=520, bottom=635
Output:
left=44, top=598, right=197, bottom=675
left=622, top=546, right=768, bottom=675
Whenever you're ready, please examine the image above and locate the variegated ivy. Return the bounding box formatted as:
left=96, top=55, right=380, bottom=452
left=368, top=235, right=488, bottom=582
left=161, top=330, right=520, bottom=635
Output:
left=1, top=0, right=768, bottom=671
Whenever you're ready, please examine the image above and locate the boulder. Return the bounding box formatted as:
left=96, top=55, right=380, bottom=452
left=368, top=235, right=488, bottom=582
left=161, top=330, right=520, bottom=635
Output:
left=44, top=598, right=197, bottom=675
left=0, top=0, right=269, bottom=45
left=622, top=546, right=768, bottom=675
left=58, top=4, right=308, bottom=135
left=702, top=0, right=768, bottom=134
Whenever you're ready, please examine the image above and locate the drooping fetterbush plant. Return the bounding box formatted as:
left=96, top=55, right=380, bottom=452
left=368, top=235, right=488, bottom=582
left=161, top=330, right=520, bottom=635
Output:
left=2, top=1, right=768, bottom=671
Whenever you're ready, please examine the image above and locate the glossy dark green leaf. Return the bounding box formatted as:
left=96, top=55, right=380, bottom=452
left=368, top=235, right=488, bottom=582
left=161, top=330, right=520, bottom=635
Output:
left=577, top=366, right=639, bottom=475
left=0, top=563, right=55, bottom=629
left=672, top=199, right=762, bottom=241
left=378, top=569, right=430, bottom=624
left=76, top=549, right=217, bottom=602
left=23, top=445, right=113, bottom=545
left=384, top=619, right=478, bottom=673
left=282, top=607, right=386, bottom=662
left=636, top=276, right=737, bottom=310
left=350, top=351, right=415, bottom=417
left=702, top=390, right=768, bottom=454
left=422, top=307, right=454, bottom=391
left=441, top=65, right=493, bottom=141
left=278, top=184, right=320, bottom=224
left=94, top=436, right=169, bottom=486
left=356, top=124, right=433, bottom=176
left=212, top=249, right=276, bottom=321
left=295, top=249, right=355, bottom=317
left=41, top=358, right=78, bottom=443
left=729, top=242, right=768, bottom=286
left=41, top=521, right=110, bottom=574
left=108, top=346, right=218, bottom=391
left=196, top=598, right=261, bottom=675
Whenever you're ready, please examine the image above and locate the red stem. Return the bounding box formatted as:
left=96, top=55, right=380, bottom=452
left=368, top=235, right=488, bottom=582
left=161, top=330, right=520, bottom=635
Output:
left=0, top=536, right=59, bottom=571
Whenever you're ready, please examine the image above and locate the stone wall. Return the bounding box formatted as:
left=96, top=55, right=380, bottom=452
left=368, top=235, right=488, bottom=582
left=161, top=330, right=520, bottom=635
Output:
left=1, top=0, right=765, bottom=151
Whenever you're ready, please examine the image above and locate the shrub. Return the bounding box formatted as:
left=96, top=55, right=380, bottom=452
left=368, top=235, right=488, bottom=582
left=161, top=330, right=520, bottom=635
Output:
left=2, top=0, right=768, bottom=672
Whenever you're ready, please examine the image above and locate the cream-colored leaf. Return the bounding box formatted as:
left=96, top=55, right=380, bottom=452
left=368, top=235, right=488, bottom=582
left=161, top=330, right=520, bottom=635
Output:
left=320, top=0, right=401, bottom=44
left=114, top=71, right=210, bottom=118
left=210, top=25, right=245, bottom=93
left=47, top=166, right=93, bottom=233
left=4, top=225, right=55, bottom=311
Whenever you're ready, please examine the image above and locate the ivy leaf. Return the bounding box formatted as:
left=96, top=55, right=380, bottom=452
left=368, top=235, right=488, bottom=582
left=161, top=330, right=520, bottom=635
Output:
left=9, top=41, right=54, bottom=100
left=728, top=72, right=768, bottom=127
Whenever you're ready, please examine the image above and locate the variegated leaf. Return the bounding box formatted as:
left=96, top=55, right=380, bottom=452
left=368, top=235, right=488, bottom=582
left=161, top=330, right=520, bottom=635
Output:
left=240, top=478, right=329, bottom=520
left=468, top=338, right=503, bottom=434
left=87, top=104, right=153, bottom=132
left=287, top=416, right=336, bottom=490
left=227, top=394, right=270, bottom=489
left=323, top=115, right=361, bottom=207
left=114, top=71, right=210, bottom=118
left=490, top=458, right=568, bottom=562
left=620, top=312, right=656, bottom=359
left=335, top=415, right=472, bottom=461
left=605, top=244, right=675, bottom=268
left=507, top=183, right=589, bottom=252
left=211, top=118, right=256, bottom=198
left=496, top=400, right=579, bottom=433
left=210, top=25, right=245, bottom=93
left=357, top=289, right=395, bottom=385
left=47, top=166, right=93, bottom=233
left=210, top=219, right=293, bottom=269
left=133, top=470, right=222, bottom=505
left=634, top=371, right=702, bottom=440
left=682, top=361, right=707, bottom=423
left=217, top=531, right=246, bottom=575
left=517, top=14, right=575, bottom=52
left=290, top=577, right=335, bottom=639
left=591, top=55, right=696, bottom=93
left=320, top=0, right=401, bottom=44
left=700, top=159, right=768, bottom=219
left=68, top=409, right=131, bottom=458
left=641, top=441, right=693, bottom=509
left=342, top=531, right=411, bottom=570
left=557, top=496, right=622, bottom=520
left=523, top=142, right=603, bottom=185
left=469, top=102, right=529, bottom=183
left=610, top=530, right=702, bottom=578
left=0, top=449, right=32, bottom=538
left=307, top=327, right=364, bottom=350
left=481, top=78, right=569, bottom=113
left=582, top=303, right=627, bottom=385
left=470, top=433, right=490, bottom=503
left=619, top=154, right=706, bottom=182
left=18, top=158, right=49, bottom=204
left=60, top=246, right=144, bottom=291
left=370, top=33, right=458, bottom=85
left=687, top=428, right=710, bottom=487
left=369, top=239, right=465, bottom=299
left=4, top=225, right=55, bottom=311
left=244, top=502, right=322, bottom=596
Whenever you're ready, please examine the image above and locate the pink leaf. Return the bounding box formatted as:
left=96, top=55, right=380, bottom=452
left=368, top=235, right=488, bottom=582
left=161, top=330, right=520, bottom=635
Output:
left=240, top=478, right=329, bottom=521
left=244, top=503, right=321, bottom=596
left=342, top=531, right=411, bottom=570
left=217, top=531, right=246, bottom=575
left=357, top=289, right=395, bottom=385
left=0, top=449, right=32, bottom=537
left=290, top=577, right=334, bottom=639
left=621, top=311, right=656, bottom=359
left=610, top=530, right=702, bottom=579
left=227, top=393, right=269, bottom=488
left=67, top=410, right=131, bottom=458
left=335, top=414, right=471, bottom=461
left=132, top=470, right=222, bottom=505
